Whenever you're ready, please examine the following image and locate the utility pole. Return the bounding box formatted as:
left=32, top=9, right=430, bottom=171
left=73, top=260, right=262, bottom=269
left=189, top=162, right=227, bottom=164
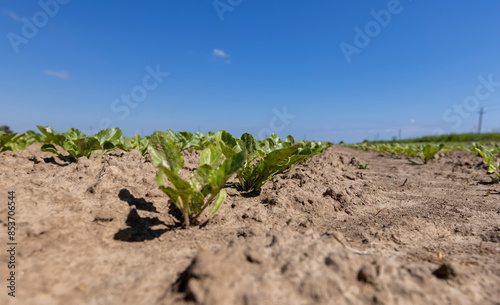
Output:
left=478, top=107, right=484, bottom=133
left=398, top=129, right=401, bottom=140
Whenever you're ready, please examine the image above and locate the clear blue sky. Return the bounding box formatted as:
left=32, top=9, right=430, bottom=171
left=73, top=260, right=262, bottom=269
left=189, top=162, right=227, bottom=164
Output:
left=1, top=0, right=500, bottom=143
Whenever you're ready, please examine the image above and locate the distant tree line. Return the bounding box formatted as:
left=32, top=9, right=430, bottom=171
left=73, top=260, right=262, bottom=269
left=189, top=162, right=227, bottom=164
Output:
left=362, top=132, right=500, bottom=144
left=0, top=125, right=13, bottom=133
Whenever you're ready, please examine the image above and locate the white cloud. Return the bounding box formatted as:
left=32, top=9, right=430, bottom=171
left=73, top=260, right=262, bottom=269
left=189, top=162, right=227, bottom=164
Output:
left=410, top=119, right=415, bottom=123
left=5, top=10, right=22, bottom=22
left=44, top=70, right=70, bottom=80
left=213, top=49, right=230, bottom=58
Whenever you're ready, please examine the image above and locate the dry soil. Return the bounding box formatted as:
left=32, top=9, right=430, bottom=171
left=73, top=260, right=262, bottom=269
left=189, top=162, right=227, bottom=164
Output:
left=0, top=144, right=499, bottom=305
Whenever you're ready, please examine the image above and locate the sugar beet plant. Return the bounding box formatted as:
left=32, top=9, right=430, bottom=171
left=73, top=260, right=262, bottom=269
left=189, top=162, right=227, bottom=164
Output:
left=413, top=143, right=444, bottom=164
left=215, top=131, right=332, bottom=192
left=473, top=143, right=500, bottom=182
left=0, top=130, right=46, bottom=152
left=37, top=126, right=129, bottom=163
left=348, top=142, right=444, bottom=164
left=164, top=129, right=216, bottom=151
left=0, top=132, right=23, bottom=152
left=127, top=134, right=150, bottom=156
left=148, top=131, right=246, bottom=227
left=216, top=131, right=303, bottom=192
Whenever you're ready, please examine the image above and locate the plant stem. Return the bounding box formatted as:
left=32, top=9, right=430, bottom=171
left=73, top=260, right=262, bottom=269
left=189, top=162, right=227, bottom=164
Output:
left=191, top=192, right=218, bottom=225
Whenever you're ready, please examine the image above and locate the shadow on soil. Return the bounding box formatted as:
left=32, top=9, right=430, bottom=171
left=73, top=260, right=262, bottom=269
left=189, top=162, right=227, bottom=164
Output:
left=119, top=188, right=159, bottom=213
left=477, top=180, right=500, bottom=186
left=114, top=189, right=182, bottom=242
left=224, top=181, right=262, bottom=198
left=29, top=156, right=70, bottom=167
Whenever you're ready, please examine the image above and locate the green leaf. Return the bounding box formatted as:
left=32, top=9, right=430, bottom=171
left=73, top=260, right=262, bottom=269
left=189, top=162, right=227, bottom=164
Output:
left=75, top=137, right=101, bottom=158
left=268, top=133, right=281, bottom=145
left=37, top=125, right=66, bottom=147
left=40, top=144, right=68, bottom=161
left=206, top=189, right=226, bottom=220
left=240, top=142, right=303, bottom=191
left=160, top=186, right=179, bottom=206
left=93, top=128, right=125, bottom=157
left=157, top=165, right=193, bottom=216
left=240, top=133, right=259, bottom=155
left=2, top=141, right=26, bottom=152
left=22, top=130, right=45, bottom=145
left=115, top=135, right=131, bottom=152
left=37, top=126, right=111, bottom=162
left=420, top=143, right=444, bottom=164
left=199, top=144, right=224, bottom=168
left=212, top=150, right=246, bottom=187
left=128, top=134, right=148, bottom=155
left=94, top=128, right=122, bottom=145
left=0, top=133, right=20, bottom=152
left=64, top=128, right=86, bottom=141
left=215, top=130, right=240, bottom=159
left=149, top=131, right=184, bottom=175
left=285, top=135, right=295, bottom=144
left=150, top=134, right=245, bottom=227
left=239, top=133, right=262, bottom=164
left=474, top=144, right=500, bottom=178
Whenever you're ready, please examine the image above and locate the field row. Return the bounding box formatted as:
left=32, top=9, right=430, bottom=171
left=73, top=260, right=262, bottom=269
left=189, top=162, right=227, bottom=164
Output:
left=346, top=142, right=500, bottom=182
left=0, top=126, right=332, bottom=227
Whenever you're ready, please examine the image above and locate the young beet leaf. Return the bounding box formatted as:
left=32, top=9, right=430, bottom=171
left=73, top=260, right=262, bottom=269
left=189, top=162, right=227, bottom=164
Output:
left=215, top=131, right=306, bottom=192
left=215, top=130, right=240, bottom=158
left=37, top=126, right=125, bottom=162
left=403, top=145, right=418, bottom=161
left=149, top=131, right=245, bottom=227
left=240, top=135, right=332, bottom=191
left=423, top=143, right=444, bottom=164
left=93, top=128, right=129, bottom=157
left=165, top=129, right=201, bottom=151
left=240, top=133, right=263, bottom=159
left=197, top=131, right=216, bottom=150
left=259, top=133, right=291, bottom=153
left=0, top=132, right=24, bottom=152
left=274, top=141, right=332, bottom=174
left=129, top=134, right=150, bottom=155
left=215, top=130, right=262, bottom=165
left=38, top=126, right=98, bottom=162
left=412, top=143, right=444, bottom=164
left=474, top=144, right=500, bottom=182
left=18, top=130, right=46, bottom=146
left=494, top=143, right=500, bottom=154
left=238, top=142, right=304, bottom=191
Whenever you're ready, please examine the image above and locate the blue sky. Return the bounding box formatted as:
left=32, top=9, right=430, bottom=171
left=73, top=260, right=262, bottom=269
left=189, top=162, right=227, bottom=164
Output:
left=1, top=0, right=500, bottom=143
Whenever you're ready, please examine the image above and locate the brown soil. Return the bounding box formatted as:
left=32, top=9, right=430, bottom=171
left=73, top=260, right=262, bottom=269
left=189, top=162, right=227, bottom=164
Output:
left=1, top=144, right=499, bottom=305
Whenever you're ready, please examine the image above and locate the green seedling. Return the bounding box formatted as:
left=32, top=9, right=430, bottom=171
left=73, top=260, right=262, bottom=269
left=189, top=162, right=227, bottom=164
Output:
left=493, top=143, right=500, bottom=154
left=0, top=132, right=24, bottom=152
left=216, top=131, right=303, bottom=192
left=399, top=143, right=444, bottom=164
left=128, top=134, right=150, bottom=156
left=192, top=131, right=216, bottom=150
left=474, top=143, right=500, bottom=182
left=216, top=131, right=333, bottom=192
left=38, top=126, right=99, bottom=162
left=37, top=126, right=126, bottom=163
left=20, top=130, right=46, bottom=145
left=0, top=130, right=47, bottom=153
left=149, top=131, right=246, bottom=227
left=163, top=129, right=216, bottom=151
left=356, top=162, right=369, bottom=169
left=93, top=128, right=130, bottom=157
left=418, top=143, right=444, bottom=164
